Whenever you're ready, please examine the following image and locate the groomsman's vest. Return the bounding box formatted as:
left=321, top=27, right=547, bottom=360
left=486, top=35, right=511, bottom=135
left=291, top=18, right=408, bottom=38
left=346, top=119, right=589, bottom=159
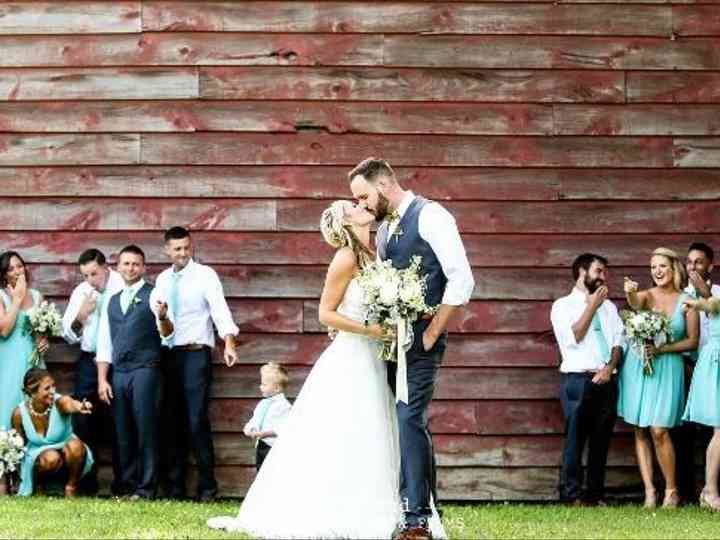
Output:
left=383, top=197, right=448, bottom=330
left=108, top=283, right=162, bottom=372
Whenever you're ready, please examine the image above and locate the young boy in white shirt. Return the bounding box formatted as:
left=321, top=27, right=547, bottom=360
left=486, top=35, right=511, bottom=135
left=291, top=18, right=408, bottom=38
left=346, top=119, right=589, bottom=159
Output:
left=244, top=363, right=292, bottom=471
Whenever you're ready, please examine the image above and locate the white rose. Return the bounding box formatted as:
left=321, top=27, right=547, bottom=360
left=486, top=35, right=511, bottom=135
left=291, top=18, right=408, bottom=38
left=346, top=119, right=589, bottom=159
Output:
left=400, top=281, right=423, bottom=305
left=379, top=281, right=399, bottom=305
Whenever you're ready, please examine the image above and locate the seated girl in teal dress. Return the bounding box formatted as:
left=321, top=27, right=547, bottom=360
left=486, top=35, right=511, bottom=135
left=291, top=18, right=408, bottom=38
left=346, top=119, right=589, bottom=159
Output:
left=11, top=368, right=94, bottom=497
left=618, top=248, right=699, bottom=509
left=682, top=296, right=720, bottom=511
left=0, top=251, right=50, bottom=429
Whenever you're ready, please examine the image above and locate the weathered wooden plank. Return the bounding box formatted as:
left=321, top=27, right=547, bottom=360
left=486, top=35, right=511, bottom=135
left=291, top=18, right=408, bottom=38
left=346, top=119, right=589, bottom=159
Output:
left=0, top=33, right=382, bottom=68
left=0, top=135, right=139, bottom=166
left=627, top=72, right=720, bottom=103
left=140, top=134, right=672, bottom=168
left=5, top=232, right=718, bottom=268
left=200, top=67, right=626, bottom=103
left=0, top=2, right=140, bottom=34
left=434, top=434, right=636, bottom=467
left=303, top=300, right=554, bottom=334
left=0, top=68, right=198, bottom=101
left=0, top=199, right=275, bottom=231
left=210, top=365, right=559, bottom=399
left=228, top=299, right=304, bottom=333
left=674, top=138, right=720, bottom=167
left=673, top=6, right=720, bottom=36
left=0, top=231, right=333, bottom=264
left=143, top=2, right=672, bottom=36
left=0, top=101, right=553, bottom=135
left=2, top=166, right=719, bottom=201
left=45, top=332, right=558, bottom=371
left=384, top=36, right=720, bottom=70
left=437, top=466, right=641, bottom=501
left=280, top=199, right=720, bottom=234
left=462, top=234, right=720, bottom=268
left=36, top=263, right=325, bottom=299
left=554, top=105, right=720, bottom=135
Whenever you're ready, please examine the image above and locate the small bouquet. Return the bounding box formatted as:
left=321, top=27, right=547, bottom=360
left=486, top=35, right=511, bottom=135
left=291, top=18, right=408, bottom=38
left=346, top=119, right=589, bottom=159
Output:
left=24, top=301, right=63, bottom=367
left=0, top=427, right=26, bottom=481
left=358, top=256, right=437, bottom=359
left=620, top=309, right=672, bottom=376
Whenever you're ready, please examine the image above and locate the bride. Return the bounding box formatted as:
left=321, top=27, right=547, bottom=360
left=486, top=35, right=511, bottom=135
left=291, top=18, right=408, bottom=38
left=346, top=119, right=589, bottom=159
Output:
left=207, top=201, right=446, bottom=539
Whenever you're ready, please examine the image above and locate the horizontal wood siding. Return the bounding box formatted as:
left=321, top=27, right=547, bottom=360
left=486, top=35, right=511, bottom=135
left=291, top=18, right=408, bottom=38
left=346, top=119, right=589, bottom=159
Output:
left=3, top=1, right=718, bottom=501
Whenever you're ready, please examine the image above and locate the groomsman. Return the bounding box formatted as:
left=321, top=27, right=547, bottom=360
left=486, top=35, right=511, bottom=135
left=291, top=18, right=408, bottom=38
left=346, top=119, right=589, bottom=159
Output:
left=151, top=226, right=239, bottom=502
left=674, top=242, right=719, bottom=503
left=96, top=245, right=164, bottom=500
left=550, top=253, right=624, bottom=505
left=61, top=248, right=124, bottom=494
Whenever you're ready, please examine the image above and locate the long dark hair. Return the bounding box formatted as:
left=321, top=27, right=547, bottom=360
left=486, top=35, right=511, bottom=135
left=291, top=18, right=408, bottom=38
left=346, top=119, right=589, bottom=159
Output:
left=0, top=250, right=31, bottom=289
left=23, top=368, right=51, bottom=396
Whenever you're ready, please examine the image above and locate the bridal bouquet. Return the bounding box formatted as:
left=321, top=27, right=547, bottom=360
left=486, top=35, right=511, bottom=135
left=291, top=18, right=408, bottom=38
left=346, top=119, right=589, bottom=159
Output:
left=24, top=301, right=63, bottom=366
left=620, top=309, right=672, bottom=376
left=357, top=256, right=437, bottom=402
left=0, top=427, right=26, bottom=480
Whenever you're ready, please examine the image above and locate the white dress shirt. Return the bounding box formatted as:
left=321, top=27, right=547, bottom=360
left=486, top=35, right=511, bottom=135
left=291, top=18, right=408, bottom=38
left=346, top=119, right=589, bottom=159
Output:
left=551, top=288, right=624, bottom=373
left=96, top=279, right=153, bottom=364
left=244, top=392, right=292, bottom=446
left=62, top=269, right=125, bottom=353
left=149, top=259, right=239, bottom=348
left=384, top=191, right=474, bottom=306
left=684, top=282, right=720, bottom=351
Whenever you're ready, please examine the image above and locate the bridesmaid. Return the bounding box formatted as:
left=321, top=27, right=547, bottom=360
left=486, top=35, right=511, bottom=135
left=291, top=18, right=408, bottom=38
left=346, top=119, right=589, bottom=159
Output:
left=682, top=296, right=720, bottom=511
left=0, top=251, right=49, bottom=429
left=12, top=368, right=94, bottom=497
left=618, top=247, right=699, bottom=509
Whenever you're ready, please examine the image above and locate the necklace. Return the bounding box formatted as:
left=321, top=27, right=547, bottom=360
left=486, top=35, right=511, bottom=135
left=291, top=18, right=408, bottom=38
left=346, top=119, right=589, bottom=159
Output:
left=27, top=399, right=51, bottom=417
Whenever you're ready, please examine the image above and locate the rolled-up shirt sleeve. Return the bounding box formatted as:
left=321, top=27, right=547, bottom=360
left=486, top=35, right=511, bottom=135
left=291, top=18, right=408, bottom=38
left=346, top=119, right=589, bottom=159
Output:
left=205, top=267, right=239, bottom=339
left=418, top=203, right=475, bottom=306
left=607, top=303, right=625, bottom=350
left=95, top=294, right=113, bottom=364
left=61, top=286, right=84, bottom=345
left=149, top=276, right=175, bottom=344
left=551, top=299, right=579, bottom=349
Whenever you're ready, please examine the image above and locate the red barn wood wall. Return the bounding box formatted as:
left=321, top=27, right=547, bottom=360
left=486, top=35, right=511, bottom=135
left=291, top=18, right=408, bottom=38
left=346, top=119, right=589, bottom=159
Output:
left=1, top=0, right=719, bottom=500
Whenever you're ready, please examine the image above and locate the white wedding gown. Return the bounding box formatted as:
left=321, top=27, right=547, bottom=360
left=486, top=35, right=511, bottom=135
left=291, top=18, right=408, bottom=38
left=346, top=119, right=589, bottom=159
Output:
left=207, top=278, right=446, bottom=539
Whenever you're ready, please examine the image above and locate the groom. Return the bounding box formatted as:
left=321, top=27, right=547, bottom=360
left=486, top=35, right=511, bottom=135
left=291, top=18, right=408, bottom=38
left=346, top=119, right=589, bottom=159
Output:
left=349, top=158, right=474, bottom=540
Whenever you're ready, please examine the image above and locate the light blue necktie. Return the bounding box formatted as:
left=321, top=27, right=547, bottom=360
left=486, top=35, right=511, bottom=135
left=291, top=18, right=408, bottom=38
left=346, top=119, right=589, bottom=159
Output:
left=166, top=272, right=181, bottom=347
left=591, top=313, right=610, bottom=363
left=120, top=288, right=134, bottom=315
left=86, top=290, right=106, bottom=352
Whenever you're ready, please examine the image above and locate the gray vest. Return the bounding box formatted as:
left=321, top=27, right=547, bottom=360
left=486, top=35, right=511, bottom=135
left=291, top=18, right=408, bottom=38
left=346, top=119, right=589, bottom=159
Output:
left=108, top=282, right=162, bottom=372
left=380, top=196, right=448, bottom=332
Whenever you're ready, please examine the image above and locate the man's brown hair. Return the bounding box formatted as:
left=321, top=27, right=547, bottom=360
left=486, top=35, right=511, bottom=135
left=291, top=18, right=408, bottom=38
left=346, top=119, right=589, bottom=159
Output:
left=347, top=157, right=396, bottom=184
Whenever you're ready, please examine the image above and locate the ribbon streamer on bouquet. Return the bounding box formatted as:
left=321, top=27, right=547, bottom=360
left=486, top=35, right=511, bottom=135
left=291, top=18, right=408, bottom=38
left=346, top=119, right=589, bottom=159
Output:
left=390, top=318, right=412, bottom=404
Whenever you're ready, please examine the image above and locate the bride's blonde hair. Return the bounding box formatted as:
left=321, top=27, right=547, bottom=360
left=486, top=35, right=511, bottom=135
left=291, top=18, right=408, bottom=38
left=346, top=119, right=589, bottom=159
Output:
left=651, top=247, right=687, bottom=292
left=320, top=201, right=373, bottom=268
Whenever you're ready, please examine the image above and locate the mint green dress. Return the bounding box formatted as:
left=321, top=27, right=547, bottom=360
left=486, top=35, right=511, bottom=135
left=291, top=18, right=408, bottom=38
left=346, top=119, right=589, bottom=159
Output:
left=17, top=395, right=94, bottom=496
left=683, top=313, right=720, bottom=427
left=0, top=289, right=42, bottom=430
left=618, top=294, right=688, bottom=428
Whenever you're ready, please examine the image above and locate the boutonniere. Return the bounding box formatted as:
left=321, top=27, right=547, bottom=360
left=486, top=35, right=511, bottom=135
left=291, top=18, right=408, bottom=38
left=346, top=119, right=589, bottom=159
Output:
left=132, top=296, right=142, bottom=306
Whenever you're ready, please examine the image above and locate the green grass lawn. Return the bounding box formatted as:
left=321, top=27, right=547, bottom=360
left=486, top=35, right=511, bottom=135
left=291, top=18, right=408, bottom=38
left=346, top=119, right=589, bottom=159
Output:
left=0, top=497, right=718, bottom=539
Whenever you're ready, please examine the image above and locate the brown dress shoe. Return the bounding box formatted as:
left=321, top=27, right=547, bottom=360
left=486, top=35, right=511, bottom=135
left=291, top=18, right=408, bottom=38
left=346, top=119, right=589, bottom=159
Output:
left=394, top=525, right=433, bottom=540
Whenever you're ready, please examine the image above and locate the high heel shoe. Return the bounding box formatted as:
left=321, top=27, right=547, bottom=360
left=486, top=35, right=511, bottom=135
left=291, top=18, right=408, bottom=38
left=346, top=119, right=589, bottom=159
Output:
left=700, top=490, right=710, bottom=509
left=644, top=488, right=657, bottom=509
left=700, top=490, right=720, bottom=511
left=662, top=488, right=680, bottom=509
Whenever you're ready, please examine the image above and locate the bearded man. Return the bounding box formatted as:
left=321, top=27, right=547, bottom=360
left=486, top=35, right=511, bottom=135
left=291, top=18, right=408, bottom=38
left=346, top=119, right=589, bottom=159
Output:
left=550, top=253, right=624, bottom=505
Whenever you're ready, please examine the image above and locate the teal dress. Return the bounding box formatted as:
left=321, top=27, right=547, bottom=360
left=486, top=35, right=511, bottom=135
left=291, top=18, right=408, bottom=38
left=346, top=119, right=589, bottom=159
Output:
left=0, top=289, right=42, bottom=430
left=618, top=294, right=688, bottom=428
left=17, top=395, right=94, bottom=496
left=683, top=313, right=720, bottom=427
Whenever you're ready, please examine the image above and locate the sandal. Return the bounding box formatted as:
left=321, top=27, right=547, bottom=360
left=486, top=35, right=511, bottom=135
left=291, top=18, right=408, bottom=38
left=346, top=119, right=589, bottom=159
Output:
left=662, top=488, right=680, bottom=509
